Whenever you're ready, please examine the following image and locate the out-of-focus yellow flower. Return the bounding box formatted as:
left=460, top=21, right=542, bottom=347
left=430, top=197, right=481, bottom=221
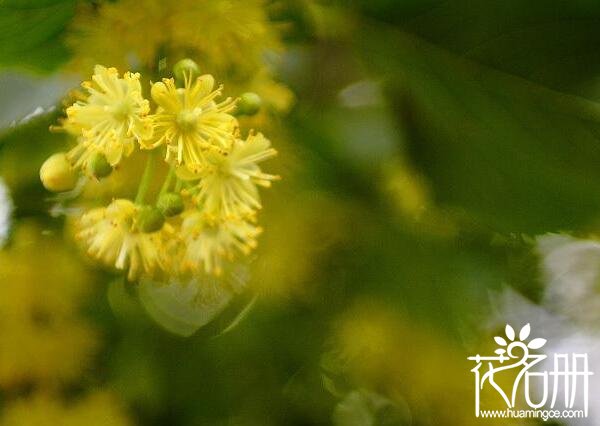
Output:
left=180, top=212, right=261, bottom=276
left=169, top=0, right=281, bottom=76
left=334, top=303, right=401, bottom=377
left=68, top=0, right=282, bottom=77
left=252, top=192, right=348, bottom=300
left=382, top=158, right=458, bottom=238
left=0, top=322, right=97, bottom=390
left=76, top=199, right=174, bottom=281
left=330, top=301, right=514, bottom=425
left=383, top=160, right=430, bottom=220
left=63, top=65, right=153, bottom=169
left=143, top=75, right=237, bottom=171
left=0, top=222, right=97, bottom=388
left=302, top=0, right=358, bottom=39
left=193, top=132, right=279, bottom=220
left=66, top=0, right=291, bottom=114
left=0, top=391, right=132, bottom=426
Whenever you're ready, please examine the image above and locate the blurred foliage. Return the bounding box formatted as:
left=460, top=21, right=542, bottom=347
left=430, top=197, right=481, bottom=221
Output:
left=0, top=0, right=75, bottom=73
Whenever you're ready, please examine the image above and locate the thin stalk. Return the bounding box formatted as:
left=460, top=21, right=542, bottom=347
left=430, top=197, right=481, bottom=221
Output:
left=174, top=178, right=184, bottom=192
left=135, top=150, right=158, bottom=204
left=159, top=165, right=176, bottom=197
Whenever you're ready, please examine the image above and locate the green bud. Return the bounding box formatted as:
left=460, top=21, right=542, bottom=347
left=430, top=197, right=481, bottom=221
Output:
left=40, top=153, right=78, bottom=192
left=89, top=152, right=112, bottom=179
left=136, top=206, right=165, bottom=233
left=157, top=192, right=185, bottom=217
left=237, top=92, right=262, bottom=116
left=173, top=58, right=200, bottom=83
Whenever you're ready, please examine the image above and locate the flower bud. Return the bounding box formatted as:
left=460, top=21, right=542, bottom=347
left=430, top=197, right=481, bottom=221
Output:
left=173, top=58, right=200, bottom=83
left=157, top=192, right=184, bottom=217
left=236, top=92, right=262, bottom=116
left=136, top=206, right=165, bottom=233
left=89, top=152, right=112, bottom=179
left=40, top=153, right=78, bottom=192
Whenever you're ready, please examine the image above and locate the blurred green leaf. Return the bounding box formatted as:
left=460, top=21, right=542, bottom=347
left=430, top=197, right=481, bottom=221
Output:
left=391, top=0, right=600, bottom=99
left=359, top=26, right=600, bottom=233
left=0, top=0, right=75, bottom=73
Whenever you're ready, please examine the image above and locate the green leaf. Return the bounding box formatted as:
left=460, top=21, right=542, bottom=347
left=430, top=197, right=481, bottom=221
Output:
left=359, top=26, right=600, bottom=233
left=0, top=0, right=75, bottom=72
left=388, top=0, right=600, bottom=99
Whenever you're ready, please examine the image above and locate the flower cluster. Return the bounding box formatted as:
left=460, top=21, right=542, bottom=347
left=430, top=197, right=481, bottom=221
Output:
left=67, top=0, right=294, bottom=114
left=41, top=60, right=278, bottom=281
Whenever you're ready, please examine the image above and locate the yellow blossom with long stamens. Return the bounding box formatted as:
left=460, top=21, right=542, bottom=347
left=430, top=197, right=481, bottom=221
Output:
left=193, top=131, right=279, bottom=219
left=76, top=199, right=173, bottom=281
left=180, top=212, right=261, bottom=276
left=64, top=65, right=153, bottom=169
left=142, top=74, right=237, bottom=172
left=42, top=61, right=282, bottom=318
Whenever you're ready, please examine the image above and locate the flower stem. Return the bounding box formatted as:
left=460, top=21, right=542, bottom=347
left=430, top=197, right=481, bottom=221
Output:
left=174, top=178, right=183, bottom=192
left=159, top=165, right=176, bottom=197
left=135, top=150, right=157, bottom=204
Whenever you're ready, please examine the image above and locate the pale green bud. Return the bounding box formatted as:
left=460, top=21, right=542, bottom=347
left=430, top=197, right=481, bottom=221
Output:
left=236, top=92, right=262, bottom=116
left=173, top=58, right=200, bottom=83
left=89, top=152, right=112, bottom=179
left=157, top=192, right=184, bottom=217
left=40, top=153, right=78, bottom=192
left=136, top=206, right=165, bottom=233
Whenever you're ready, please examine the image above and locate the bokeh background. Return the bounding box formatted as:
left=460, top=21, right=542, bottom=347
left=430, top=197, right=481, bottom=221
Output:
left=3, top=0, right=600, bottom=425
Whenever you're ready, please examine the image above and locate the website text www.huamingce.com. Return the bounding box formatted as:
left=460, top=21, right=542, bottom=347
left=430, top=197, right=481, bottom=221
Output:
left=479, top=409, right=585, bottom=421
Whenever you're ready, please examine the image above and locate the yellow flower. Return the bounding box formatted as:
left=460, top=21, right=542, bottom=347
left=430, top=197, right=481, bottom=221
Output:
left=0, top=321, right=97, bottom=389
left=251, top=193, right=347, bottom=300
left=64, top=65, right=153, bottom=169
left=180, top=212, right=261, bottom=275
left=170, top=0, right=282, bottom=75
left=0, top=222, right=97, bottom=388
left=194, top=132, right=279, bottom=219
left=382, top=158, right=458, bottom=237
left=330, top=301, right=506, bottom=425
left=143, top=75, right=237, bottom=171
left=0, top=391, right=132, bottom=426
left=67, top=0, right=282, bottom=77
left=76, top=199, right=173, bottom=281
